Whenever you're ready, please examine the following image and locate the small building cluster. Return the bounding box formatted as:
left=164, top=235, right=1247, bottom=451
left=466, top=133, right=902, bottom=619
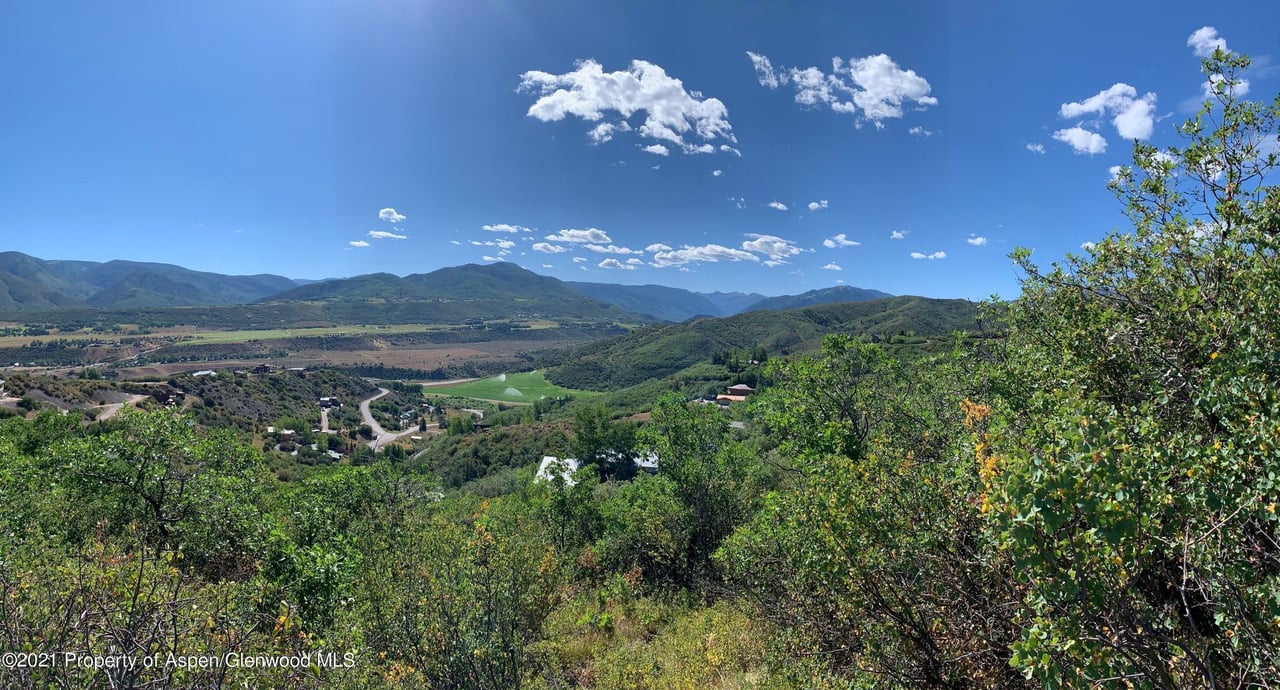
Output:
left=536, top=450, right=661, bottom=486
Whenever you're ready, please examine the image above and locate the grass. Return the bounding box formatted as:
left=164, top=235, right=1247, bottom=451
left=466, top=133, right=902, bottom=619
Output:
left=424, top=370, right=599, bottom=403
left=176, top=324, right=453, bottom=345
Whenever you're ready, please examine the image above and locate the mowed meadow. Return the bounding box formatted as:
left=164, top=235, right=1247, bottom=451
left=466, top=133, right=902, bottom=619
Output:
left=424, top=370, right=600, bottom=403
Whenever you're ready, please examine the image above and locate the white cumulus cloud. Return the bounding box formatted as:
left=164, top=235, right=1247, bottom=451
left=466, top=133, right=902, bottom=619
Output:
left=545, top=228, right=612, bottom=243
left=1052, top=126, right=1108, bottom=155
left=641, top=144, right=670, bottom=156
left=585, top=244, right=642, bottom=255
left=966, top=235, right=987, bottom=246
left=890, top=230, right=907, bottom=240
left=821, top=262, right=842, bottom=271
left=1202, top=71, right=1250, bottom=99
left=651, top=244, right=759, bottom=267
left=645, top=243, right=673, bottom=252
left=532, top=242, right=568, bottom=253
left=378, top=208, right=406, bottom=223
left=823, top=233, right=860, bottom=248
left=748, top=50, right=937, bottom=128
left=349, top=240, right=370, bottom=248
left=1059, top=83, right=1157, bottom=141
left=742, top=233, right=802, bottom=262
left=807, top=199, right=829, bottom=211
left=712, top=169, right=723, bottom=177
left=1187, top=26, right=1229, bottom=57
left=368, top=230, right=407, bottom=240
left=483, top=223, right=531, bottom=233
left=572, top=256, right=588, bottom=263
left=519, top=59, right=737, bottom=154
left=598, top=258, right=636, bottom=270
left=910, top=251, right=946, bottom=260
left=767, top=201, right=789, bottom=211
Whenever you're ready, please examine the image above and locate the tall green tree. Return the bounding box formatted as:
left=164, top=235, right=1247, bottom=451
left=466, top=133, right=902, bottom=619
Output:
left=987, top=51, right=1280, bottom=687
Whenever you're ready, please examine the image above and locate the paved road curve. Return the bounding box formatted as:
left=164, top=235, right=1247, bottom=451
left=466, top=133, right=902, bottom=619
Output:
left=359, top=388, right=433, bottom=450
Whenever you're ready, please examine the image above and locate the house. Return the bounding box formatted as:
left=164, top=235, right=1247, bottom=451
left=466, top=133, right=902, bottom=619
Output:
left=536, top=456, right=582, bottom=485
left=192, top=370, right=216, bottom=378
left=633, top=451, right=660, bottom=474
left=716, top=384, right=755, bottom=404
left=319, top=396, right=341, bottom=408
left=252, top=364, right=273, bottom=375
left=536, top=452, right=661, bottom=486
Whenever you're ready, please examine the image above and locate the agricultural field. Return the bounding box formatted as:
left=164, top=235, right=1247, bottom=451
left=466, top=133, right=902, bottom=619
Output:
left=422, top=370, right=598, bottom=403
left=172, top=323, right=452, bottom=345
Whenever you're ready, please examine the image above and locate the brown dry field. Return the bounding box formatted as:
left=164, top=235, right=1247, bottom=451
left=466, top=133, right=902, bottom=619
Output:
left=108, top=339, right=579, bottom=380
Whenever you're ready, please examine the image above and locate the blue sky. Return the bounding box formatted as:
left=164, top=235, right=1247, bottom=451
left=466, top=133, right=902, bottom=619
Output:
left=2, top=1, right=1276, bottom=299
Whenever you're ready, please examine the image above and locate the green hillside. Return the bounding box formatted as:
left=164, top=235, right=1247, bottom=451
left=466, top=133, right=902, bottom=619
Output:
left=744, top=285, right=893, bottom=311
left=0, top=252, right=298, bottom=310
left=566, top=281, right=725, bottom=321
left=544, top=296, right=983, bottom=390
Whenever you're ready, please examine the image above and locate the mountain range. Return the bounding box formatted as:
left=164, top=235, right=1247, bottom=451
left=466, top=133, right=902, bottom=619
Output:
left=0, top=252, right=298, bottom=311
left=0, top=252, right=896, bottom=323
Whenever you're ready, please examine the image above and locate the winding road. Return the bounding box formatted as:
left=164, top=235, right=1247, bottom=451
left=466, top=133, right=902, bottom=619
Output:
left=92, top=394, right=149, bottom=421
left=359, top=388, right=437, bottom=450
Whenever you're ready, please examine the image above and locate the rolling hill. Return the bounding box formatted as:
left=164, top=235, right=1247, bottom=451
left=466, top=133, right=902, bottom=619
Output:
left=744, top=285, right=894, bottom=311
left=543, top=296, right=985, bottom=391
left=564, top=283, right=892, bottom=322
left=0, top=252, right=299, bottom=310
left=263, top=262, right=640, bottom=322
left=565, top=282, right=724, bottom=322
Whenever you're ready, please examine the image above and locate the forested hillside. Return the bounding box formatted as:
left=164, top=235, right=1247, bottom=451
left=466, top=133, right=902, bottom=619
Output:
left=544, top=295, right=982, bottom=390
left=0, top=53, right=1277, bottom=689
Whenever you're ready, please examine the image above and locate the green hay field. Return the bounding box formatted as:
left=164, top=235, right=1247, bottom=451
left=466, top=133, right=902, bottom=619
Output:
left=423, top=371, right=596, bottom=403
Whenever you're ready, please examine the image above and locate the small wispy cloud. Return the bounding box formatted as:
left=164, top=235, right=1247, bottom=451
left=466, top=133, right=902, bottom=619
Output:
left=645, top=243, right=673, bottom=252
left=599, top=258, right=637, bottom=270
left=910, top=250, right=946, bottom=260
left=712, top=169, right=723, bottom=177
left=908, top=126, right=935, bottom=137
left=641, top=144, right=670, bottom=156
left=823, top=233, right=860, bottom=248
left=369, top=230, right=408, bottom=240
left=890, top=230, right=908, bottom=240
left=821, top=262, right=842, bottom=271
left=378, top=208, right=406, bottom=223
left=807, top=199, right=829, bottom=211
left=546, top=228, right=612, bottom=243
left=483, top=223, right=532, bottom=233
left=767, top=201, right=789, bottom=211
left=349, top=240, right=370, bottom=248
left=532, top=242, right=568, bottom=253
left=966, top=235, right=987, bottom=246
left=585, top=244, right=642, bottom=255
left=1026, top=143, right=1046, bottom=154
